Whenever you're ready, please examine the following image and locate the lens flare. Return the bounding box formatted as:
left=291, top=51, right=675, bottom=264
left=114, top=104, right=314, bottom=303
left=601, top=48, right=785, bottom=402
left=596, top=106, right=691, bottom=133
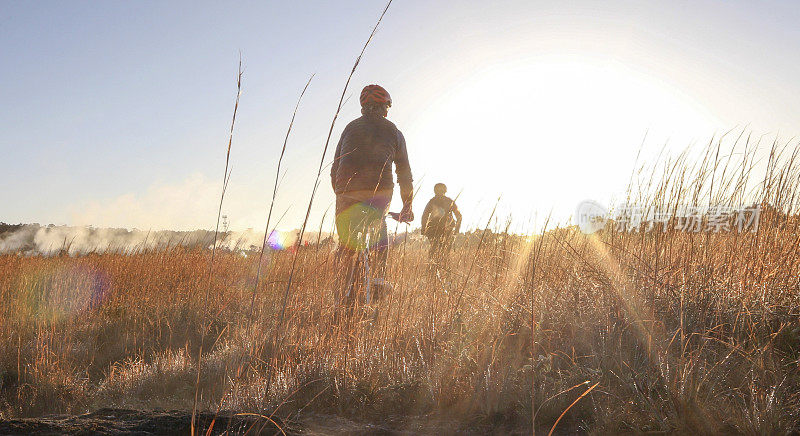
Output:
left=335, top=202, right=388, bottom=251
left=16, top=264, right=110, bottom=321
left=267, top=230, right=291, bottom=250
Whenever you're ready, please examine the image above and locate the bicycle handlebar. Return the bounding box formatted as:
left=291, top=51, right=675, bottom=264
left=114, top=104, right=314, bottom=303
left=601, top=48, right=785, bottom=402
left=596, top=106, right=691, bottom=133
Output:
left=387, top=212, right=411, bottom=223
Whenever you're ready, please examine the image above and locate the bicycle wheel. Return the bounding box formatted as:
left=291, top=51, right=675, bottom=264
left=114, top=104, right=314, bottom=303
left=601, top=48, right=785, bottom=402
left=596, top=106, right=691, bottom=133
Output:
left=343, top=251, right=364, bottom=307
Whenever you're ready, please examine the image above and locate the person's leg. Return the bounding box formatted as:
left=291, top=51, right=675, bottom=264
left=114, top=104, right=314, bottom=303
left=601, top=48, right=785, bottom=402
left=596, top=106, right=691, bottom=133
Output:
left=444, top=233, right=454, bottom=254
left=360, top=191, right=390, bottom=272
left=435, top=234, right=448, bottom=262
left=366, top=192, right=392, bottom=301
left=427, top=234, right=437, bottom=262
left=335, top=196, right=361, bottom=303
left=440, top=233, right=454, bottom=270
left=374, top=216, right=389, bottom=273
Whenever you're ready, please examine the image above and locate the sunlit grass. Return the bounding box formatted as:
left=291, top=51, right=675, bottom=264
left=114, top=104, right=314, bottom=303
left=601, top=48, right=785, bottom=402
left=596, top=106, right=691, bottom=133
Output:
left=2, top=135, right=800, bottom=433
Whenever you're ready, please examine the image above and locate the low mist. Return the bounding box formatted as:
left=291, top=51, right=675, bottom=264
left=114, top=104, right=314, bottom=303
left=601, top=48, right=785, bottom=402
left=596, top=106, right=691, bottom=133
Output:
left=0, top=223, right=335, bottom=256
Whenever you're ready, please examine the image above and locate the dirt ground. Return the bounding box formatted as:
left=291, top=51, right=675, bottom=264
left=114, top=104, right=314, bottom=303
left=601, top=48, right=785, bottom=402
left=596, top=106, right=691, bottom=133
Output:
left=0, top=409, right=282, bottom=435
left=0, top=408, right=515, bottom=435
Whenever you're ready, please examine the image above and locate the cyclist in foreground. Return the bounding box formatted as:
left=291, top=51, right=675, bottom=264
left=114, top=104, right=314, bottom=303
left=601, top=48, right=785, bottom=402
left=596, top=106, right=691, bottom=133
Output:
left=330, top=84, right=414, bottom=302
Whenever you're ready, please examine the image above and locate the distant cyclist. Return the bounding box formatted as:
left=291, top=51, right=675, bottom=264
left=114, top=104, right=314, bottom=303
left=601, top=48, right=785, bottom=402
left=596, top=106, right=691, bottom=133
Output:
left=330, top=84, right=414, bottom=300
left=421, top=183, right=462, bottom=261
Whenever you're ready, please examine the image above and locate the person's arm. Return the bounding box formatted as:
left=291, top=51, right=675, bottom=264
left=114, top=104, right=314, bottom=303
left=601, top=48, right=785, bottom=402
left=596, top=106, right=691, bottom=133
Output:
left=394, top=130, right=414, bottom=221
left=330, top=132, right=344, bottom=191
left=452, top=202, right=463, bottom=233
left=421, top=200, right=433, bottom=234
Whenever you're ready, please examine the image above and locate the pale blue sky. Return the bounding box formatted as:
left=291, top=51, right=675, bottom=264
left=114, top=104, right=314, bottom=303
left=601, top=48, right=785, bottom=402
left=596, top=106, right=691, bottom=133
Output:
left=2, top=0, right=799, bottom=231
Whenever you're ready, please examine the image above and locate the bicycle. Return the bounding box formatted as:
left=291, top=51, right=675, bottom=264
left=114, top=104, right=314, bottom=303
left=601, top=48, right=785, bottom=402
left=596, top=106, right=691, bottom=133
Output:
left=341, top=211, right=406, bottom=310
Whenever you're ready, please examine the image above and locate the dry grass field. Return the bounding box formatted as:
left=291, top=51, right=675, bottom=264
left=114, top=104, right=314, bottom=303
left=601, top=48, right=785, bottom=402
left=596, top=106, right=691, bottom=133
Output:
left=1, top=140, right=800, bottom=434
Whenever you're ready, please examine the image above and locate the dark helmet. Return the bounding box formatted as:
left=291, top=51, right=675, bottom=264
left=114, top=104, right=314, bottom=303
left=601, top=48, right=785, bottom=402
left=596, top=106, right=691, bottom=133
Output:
left=360, top=84, right=392, bottom=107
left=434, top=183, right=447, bottom=195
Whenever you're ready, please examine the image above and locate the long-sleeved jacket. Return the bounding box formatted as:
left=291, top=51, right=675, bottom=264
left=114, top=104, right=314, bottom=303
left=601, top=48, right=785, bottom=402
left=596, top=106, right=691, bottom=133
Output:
left=330, top=115, right=413, bottom=196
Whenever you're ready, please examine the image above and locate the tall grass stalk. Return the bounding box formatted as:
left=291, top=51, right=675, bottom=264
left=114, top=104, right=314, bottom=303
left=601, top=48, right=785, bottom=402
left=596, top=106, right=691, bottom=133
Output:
left=191, top=56, right=243, bottom=436
left=247, top=75, right=314, bottom=324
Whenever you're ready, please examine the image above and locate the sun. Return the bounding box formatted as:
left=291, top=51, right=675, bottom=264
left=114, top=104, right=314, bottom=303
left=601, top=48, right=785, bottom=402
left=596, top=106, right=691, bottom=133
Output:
left=406, top=57, right=721, bottom=228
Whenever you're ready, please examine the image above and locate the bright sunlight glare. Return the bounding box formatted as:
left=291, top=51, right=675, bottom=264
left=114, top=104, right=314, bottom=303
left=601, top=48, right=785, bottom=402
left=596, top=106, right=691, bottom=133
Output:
left=408, top=57, right=721, bottom=230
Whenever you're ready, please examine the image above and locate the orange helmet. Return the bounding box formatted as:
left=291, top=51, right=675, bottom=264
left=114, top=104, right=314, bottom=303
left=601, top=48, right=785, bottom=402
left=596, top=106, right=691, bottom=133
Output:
left=360, top=84, right=392, bottom=107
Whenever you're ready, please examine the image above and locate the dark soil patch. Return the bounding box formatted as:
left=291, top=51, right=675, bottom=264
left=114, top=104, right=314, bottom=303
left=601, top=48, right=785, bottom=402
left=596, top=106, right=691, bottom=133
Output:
left=0, top=408, right=517, bottom=435
left=0, top=408, right=291, bottom=435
